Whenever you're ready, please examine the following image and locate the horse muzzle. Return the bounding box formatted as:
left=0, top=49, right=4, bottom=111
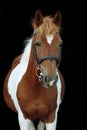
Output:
left=43, top=74, right=58, bottom=88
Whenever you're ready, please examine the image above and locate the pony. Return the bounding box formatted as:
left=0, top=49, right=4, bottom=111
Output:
left=3, top=10, right=65, bottom=130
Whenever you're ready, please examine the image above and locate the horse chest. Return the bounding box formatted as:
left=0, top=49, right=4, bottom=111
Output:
left=17, top=84, right=57, bottom=122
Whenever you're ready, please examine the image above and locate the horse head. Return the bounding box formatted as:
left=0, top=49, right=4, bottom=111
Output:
left=31, top=10, right=63, bottom=88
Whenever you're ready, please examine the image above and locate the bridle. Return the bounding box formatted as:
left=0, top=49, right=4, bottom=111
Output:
left=33, top=43, right=62, bottom=81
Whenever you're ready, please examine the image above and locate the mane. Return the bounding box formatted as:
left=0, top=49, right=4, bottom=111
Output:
left=20, top=38, right=32, bottom=64
left=32, top=16, right=61, bottom=35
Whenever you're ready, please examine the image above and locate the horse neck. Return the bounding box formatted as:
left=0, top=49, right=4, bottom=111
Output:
left=24, top=44, right=41, bottom=86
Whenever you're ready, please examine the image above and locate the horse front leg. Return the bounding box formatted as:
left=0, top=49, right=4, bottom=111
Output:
left=45, top=118, right=57, bottom=130
left=45, top=108, right=58, bottom=130
left=18, top=109, right=35, bottom=130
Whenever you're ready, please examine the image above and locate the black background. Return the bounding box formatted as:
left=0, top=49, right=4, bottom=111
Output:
left=0, top=1, right=84, bottom=130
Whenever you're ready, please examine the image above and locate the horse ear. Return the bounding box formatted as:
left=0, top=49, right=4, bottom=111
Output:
left=53, top=11, right=62, bottom=26
left=34, top=10, right=43, bottom=27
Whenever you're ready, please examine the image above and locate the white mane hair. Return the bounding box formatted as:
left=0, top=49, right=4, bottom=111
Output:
left=20, top=38, right=32, bottom=65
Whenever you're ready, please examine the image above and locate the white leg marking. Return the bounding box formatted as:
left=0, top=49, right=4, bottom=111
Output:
left=18, top=108, right=35, bottom=130
left=37, top=121, right=45, bottom=130
left=46, top=121, right=57, bottom=130
left=46, top=119, right=57, bottom=130
left=45, top=107, right=58, bottom=130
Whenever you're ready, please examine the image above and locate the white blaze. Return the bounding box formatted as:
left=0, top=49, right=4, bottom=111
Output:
left=47, top=35, right=54, bottom=45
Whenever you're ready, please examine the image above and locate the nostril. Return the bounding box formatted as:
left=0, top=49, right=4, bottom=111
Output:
left=44, top=75, right=58, bottom=83
left=44, top=74, right=58, bottom=87
left=45, top=76, right=48, bottom=82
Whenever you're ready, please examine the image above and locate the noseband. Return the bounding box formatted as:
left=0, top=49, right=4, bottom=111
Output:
left=33, top=43, right=61, bottom=81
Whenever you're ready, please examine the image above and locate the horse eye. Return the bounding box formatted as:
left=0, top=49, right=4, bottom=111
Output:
left=35, top=42, right=41, bottom=46
left=59, top=43, right=63, bottom=47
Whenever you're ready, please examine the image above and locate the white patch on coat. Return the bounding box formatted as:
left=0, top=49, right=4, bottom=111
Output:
left=18, top=109, right=35, bottom=130
left=56, top=70, right=62, bottom=105
left=8, top=38, right=35, bottom=130
left=45, top=70, right=62, bottom=130
left=47, top=35, right=53, bottom=45
left=8, top=38, right=32, bottom=111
